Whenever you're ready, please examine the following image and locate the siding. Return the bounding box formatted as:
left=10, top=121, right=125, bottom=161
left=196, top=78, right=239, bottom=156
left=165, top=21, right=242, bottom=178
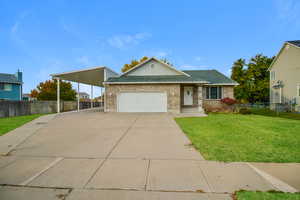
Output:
left=270, top=43, right=300, bottom=111
left=0, top=83, right=21, bottom=100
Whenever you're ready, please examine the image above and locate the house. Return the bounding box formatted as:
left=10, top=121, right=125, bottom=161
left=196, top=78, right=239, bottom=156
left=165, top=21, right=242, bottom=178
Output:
left=104, top=57, right=237, bottom=113
left=22, top=93, right=36, bottom=101
left=78, top=92, right=90, bottom=100
left=269, top=40, right=300, bottom=112
left=0, top=71, right=23, bottom=101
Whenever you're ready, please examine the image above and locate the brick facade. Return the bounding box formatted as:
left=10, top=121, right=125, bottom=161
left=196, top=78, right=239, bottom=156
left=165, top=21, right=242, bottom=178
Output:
left=105, top=84, right=234, bottom=113
left=105, top=84, right=181, bottom=113
left=203, top=86, right=235, bottom=112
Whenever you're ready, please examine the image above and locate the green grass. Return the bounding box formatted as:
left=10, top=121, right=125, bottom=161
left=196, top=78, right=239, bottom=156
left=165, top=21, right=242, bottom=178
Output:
left=250, top=108, right=300, bottom=120
left=175, top=113, right=300, bottom=162
left=0, top=114, right=44, bottom=136
left=236, top=191, right=300, bottom=200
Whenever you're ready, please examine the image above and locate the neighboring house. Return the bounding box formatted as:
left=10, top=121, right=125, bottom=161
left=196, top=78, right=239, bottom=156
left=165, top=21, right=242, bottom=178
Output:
left=22, top=93, right=36, bottom=101
left=104, top=57, right=237, bottom=113
left=0, top=71, right=23, bottom=101
left=269, top=40, right=300, bottom=112
left=78, top=92, right=90, bottom=100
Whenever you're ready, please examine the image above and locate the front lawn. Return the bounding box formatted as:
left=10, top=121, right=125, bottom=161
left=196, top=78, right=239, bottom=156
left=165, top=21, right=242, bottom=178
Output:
left=175, top=114, right=300, bottom=162
left=236, top=191, right=300, bottom=200
left=0, top=114, right=44, bottom=136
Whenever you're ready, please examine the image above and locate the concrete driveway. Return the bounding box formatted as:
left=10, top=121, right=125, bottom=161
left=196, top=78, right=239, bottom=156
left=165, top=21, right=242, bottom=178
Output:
left=0, top=109, right=296, bottom=199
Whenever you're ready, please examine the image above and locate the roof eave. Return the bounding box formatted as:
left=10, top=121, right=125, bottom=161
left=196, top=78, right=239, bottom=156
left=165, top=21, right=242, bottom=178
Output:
left=268, top=41, right=300, bottom=71
left=104, top=81, right=209, bottom=85
left=204, top=83, right=239, bottom=86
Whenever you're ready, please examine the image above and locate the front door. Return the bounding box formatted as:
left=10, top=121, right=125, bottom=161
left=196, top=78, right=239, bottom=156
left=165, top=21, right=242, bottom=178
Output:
left=184, top=87, right=193, bottom=105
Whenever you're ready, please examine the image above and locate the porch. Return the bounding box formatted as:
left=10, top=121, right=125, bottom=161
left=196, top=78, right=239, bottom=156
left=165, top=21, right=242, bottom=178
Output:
left=180, top=84, right=204, bottom=114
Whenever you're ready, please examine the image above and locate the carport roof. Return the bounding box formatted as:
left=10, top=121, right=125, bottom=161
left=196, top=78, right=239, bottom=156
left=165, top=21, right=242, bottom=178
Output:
left=51, top=66, right=118, bottom=86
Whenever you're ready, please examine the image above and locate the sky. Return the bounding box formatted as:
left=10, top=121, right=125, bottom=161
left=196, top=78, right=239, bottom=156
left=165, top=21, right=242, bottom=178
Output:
left=0, top=0, right=299, bottom=96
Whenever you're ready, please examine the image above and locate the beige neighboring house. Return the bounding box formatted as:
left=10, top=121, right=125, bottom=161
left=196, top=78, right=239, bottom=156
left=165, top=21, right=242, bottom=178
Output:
left=104, top=57, right=237, bottom=113
left=78, top=92, right=90, bottom=100
left=269, top=40, right=300, bottom=112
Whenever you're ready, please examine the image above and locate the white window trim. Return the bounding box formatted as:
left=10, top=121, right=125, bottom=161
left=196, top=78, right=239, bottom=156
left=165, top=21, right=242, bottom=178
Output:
left=297, top=84, right=300, bottom=97
left=205, top=86, right=223, bottom=100
left=270, top=71, right=276, bottom=81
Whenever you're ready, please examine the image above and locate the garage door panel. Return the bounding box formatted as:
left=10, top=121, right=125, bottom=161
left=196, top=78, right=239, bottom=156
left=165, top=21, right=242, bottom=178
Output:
left=118, top=92, right=167, bottom=112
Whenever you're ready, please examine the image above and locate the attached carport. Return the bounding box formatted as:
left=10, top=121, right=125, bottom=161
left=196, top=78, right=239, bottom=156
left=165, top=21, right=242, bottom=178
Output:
left=51, top=66, right=118, bottom=113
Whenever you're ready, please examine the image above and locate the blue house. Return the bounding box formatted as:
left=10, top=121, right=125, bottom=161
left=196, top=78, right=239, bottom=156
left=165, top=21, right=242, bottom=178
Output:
left=0, top=71, right=23, bottom=100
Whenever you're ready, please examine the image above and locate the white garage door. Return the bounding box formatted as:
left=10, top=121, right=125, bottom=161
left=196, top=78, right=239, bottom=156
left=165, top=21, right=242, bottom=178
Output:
left=118, top=92, right=167, bottom=112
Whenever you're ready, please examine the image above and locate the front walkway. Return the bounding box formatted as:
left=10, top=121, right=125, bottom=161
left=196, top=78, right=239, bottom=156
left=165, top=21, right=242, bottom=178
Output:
left=0, top=109, right=298, bottom=199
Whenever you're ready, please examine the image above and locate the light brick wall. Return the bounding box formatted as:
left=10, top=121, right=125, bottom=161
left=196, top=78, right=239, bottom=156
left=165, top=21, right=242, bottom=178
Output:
left=203, top=86, right=235, bottom=111
left=105, top=84, right=181, bottom=113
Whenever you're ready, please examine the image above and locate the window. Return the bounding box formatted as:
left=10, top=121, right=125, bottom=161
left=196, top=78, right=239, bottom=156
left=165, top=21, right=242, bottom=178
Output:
left=4, top=84, right=12, bottom=91
left=298, top=84, right=300, bottom=97
left=270, top=71, right=276, bottom=80
left=205, top=86, right=222, bottom=99
left=0, top=83, right=12, bottom=91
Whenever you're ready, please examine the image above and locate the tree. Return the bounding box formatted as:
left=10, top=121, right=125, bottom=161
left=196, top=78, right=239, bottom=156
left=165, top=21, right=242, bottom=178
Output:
left=30, top=79, right=76, bottom=101
left=231, top=54, right=274, bottom=103
left=121, top=56, right=149, bottom=72
left=160, top=58, right=173, bottom=66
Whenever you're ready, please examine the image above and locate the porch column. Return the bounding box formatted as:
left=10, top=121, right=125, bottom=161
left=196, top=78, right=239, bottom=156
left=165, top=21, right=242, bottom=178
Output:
left=91, top=85, right=93, bottom=108
left=77, top=82, right=80, bottom=111
left=56, top=78, right=60, bottom=113
left=198, top=86, right=204, bottom=112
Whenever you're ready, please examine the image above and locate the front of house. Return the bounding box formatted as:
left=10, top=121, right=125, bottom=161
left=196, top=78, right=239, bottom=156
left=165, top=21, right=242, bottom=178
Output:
left=104, top=57, right=237, bottom=113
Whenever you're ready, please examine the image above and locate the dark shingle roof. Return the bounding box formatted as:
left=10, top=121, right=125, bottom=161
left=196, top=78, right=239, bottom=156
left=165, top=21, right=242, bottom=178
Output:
left=106, top=70, right=237, bottom=85
left=0, top=73, right=21, bottom=84
left=183, top=70, right=236, bottom=84
left=287, top=40, right=300, bottom=47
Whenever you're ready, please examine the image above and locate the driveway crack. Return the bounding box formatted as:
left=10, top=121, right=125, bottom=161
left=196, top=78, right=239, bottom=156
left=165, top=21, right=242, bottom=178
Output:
left=83, top=115, right=140, bottom=187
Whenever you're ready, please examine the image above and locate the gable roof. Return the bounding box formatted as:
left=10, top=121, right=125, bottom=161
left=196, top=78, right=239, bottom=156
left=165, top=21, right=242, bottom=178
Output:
left=268, top=40, right=300, bottom=71
left=121, top=57, right=191, bottom=77
left=105, top=70, right=237, bottom=85
left=0, top=73, right=22, bottom=84
left=287, top=40, right=300, bottom=48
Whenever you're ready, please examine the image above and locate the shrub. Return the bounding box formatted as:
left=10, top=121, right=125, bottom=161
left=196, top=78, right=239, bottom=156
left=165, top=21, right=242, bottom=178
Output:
left=239, top=108, right=252, bottom=114
left=221, top=97, right=237, bottom=106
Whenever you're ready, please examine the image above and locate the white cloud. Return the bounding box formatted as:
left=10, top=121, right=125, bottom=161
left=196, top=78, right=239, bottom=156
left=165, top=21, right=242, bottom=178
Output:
left=194, top=56, right=202, bottom=61
left=107, top=32, right=151, bottom=49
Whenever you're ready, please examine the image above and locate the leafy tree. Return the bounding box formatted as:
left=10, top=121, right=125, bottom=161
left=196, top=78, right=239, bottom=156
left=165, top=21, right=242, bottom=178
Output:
left=231, top=54, right=274, bottom=103
left=160, top=58, right=173, bottom=66
left=121, top=56, right=149, bottom=72
left=30, top=79, right=76, bottom=101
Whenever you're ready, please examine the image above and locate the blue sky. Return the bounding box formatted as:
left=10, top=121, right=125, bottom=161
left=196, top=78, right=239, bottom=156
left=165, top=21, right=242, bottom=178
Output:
left=0, top=0, right=299, bottom=95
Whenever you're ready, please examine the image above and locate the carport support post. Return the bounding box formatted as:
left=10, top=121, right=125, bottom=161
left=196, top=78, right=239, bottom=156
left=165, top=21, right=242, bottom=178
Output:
left=56, top=78, right=60, bottom=113
left=91, top=85, right=93, bottom=108
left=77, top=82, right=80, bottom=111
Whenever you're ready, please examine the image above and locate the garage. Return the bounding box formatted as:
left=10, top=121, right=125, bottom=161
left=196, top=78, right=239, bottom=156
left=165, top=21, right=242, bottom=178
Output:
left=117, top=92, right=167, bottom=112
